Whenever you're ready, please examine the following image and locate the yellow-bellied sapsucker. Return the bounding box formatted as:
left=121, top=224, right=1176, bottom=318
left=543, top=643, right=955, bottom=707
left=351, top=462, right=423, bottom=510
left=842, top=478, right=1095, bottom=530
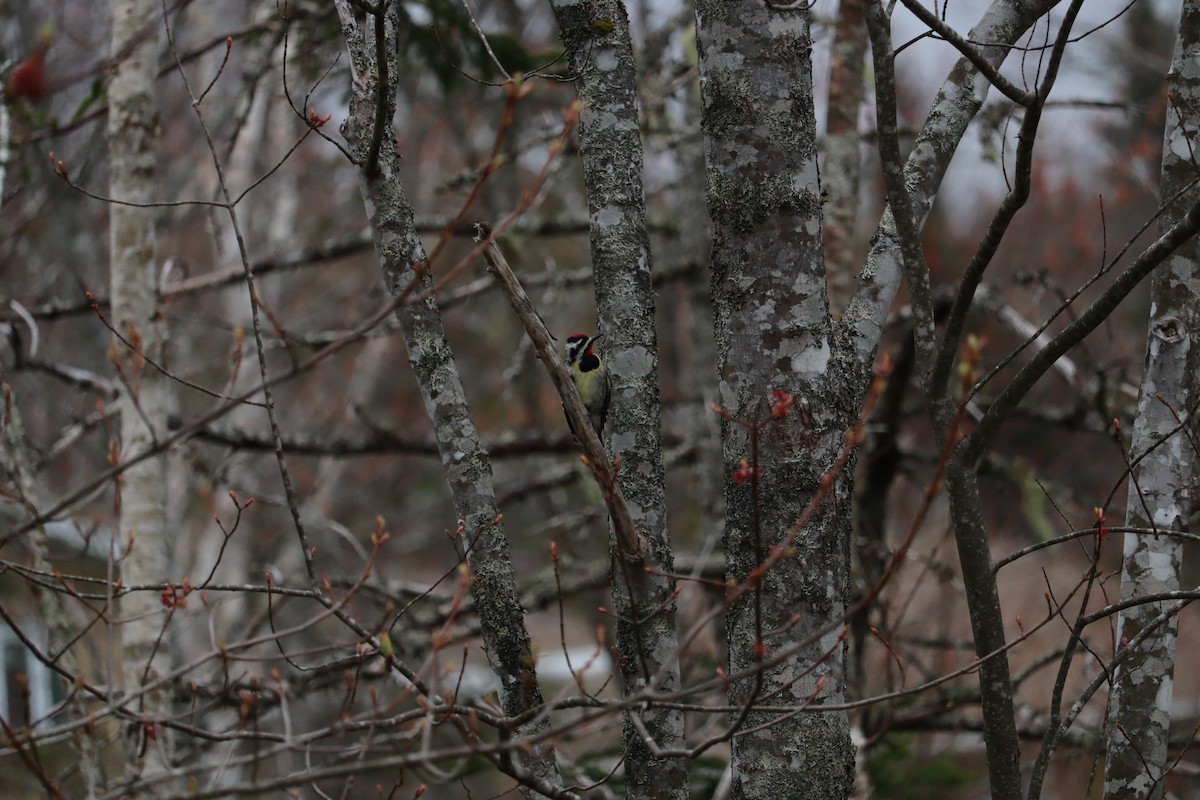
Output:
left=564, top=332, right=610, bottom=437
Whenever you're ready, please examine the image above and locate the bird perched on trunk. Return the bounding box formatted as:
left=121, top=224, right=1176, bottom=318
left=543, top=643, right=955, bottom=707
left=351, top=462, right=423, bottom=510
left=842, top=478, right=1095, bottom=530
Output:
left=564, top=332, right=610, bottom=437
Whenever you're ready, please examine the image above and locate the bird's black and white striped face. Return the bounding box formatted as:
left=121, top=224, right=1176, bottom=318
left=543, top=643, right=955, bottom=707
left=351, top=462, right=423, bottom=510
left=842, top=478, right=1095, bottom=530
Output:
left=565, top=333, right=599, bottom=367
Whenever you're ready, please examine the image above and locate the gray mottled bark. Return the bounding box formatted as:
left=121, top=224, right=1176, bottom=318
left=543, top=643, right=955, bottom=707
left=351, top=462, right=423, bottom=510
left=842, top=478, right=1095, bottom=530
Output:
left=546, top=2, right=687, bottom=797
left=1103, top=2, right=1200, bottom=795
left=694, top=2, right=855, bottom=798
left=333, top=3, right=561, bottom=795
left=108, top=0, right=172, bottom=790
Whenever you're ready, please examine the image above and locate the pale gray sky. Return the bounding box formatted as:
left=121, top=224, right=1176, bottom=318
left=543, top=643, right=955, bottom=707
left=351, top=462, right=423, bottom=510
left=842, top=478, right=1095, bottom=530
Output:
left=853, top=0, right=1179, bottom=221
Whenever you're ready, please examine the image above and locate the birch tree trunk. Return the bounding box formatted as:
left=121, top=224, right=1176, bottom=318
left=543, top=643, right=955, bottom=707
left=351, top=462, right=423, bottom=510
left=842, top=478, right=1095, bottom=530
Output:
left=108, top=0, right=172, bottom=789
left=694, top=3, right=855, bottom=797
left=1103, top=2, right=1200, bottom=794
left=333, top=3, right=562, bottom=795
left=547, top=3, right=687, bottom=797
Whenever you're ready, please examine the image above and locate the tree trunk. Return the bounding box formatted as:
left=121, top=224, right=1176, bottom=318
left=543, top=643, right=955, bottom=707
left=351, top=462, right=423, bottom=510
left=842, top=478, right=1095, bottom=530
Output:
left=547, top=2, right=687, bottom=797
left=333, top=3, right=562, bottom=795
left=1103, top=2, right=1200, bottom=795
left=824, top=0, right=868, bottom=314
left=695, top=2, right=855, bottom=797
left=108, top=0, right=172, bottom=790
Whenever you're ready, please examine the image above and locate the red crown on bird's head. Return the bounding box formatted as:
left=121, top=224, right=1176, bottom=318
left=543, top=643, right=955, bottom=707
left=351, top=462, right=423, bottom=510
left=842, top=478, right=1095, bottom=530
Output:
left=566, top=333, right=600, bottom=360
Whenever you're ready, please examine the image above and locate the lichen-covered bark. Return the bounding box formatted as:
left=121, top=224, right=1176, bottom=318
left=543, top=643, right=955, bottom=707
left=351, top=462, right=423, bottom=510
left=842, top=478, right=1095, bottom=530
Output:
left=108, top=0, right=172, bottom=790
left=840, top=0, right=1062, bottom=372
left=546, top=2, right=686, bottom=797
left=332, top=4, right=560, bottom=795
left=1103, top=3, right=1200, bottom=795
left=694, top=2, right=856, bottom=797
